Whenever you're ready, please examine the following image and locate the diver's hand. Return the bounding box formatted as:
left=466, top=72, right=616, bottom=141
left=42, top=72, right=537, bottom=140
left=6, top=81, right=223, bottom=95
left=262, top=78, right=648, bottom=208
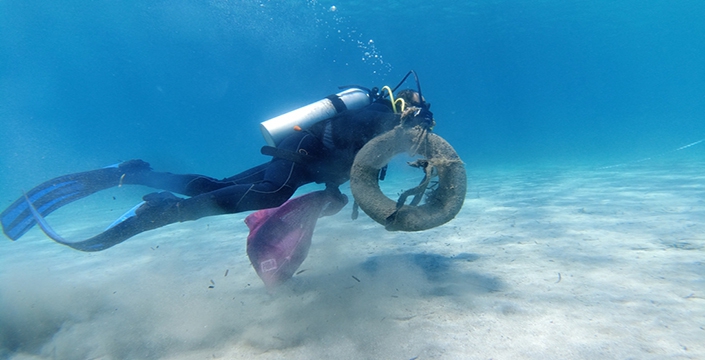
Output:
left=321, top=185, right=348, bottom=217
left=404, top=107, right=435, bottom=129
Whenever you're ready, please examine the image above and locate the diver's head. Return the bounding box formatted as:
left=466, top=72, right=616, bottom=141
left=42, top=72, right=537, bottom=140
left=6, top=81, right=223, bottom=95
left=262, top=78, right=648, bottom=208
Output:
left=396, top=89, right=428, bottom=108
left=397, top=89, right=434, bottom=129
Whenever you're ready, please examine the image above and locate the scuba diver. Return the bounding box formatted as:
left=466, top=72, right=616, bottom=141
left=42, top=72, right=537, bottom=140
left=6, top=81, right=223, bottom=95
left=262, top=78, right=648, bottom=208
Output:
left=1, top=71, right=435, bottom=252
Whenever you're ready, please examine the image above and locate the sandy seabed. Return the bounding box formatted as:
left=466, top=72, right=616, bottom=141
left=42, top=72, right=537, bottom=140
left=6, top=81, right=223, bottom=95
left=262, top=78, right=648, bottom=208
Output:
left=1, top=160, right=703, bottom=360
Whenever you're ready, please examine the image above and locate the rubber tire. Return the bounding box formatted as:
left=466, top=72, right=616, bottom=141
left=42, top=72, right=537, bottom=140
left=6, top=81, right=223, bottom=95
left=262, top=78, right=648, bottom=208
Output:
left=350, top=126, right=467, bottom=231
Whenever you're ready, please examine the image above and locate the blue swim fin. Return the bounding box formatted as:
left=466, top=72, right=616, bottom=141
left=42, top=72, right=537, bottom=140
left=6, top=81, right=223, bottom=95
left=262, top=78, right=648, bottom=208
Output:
left=22, top=192, right=137, bottom=251
left=1, top=160, right=151, bottom=241
left=105, top=201, right=145, bottom=231
left=21, top=191, right=183, bottom=252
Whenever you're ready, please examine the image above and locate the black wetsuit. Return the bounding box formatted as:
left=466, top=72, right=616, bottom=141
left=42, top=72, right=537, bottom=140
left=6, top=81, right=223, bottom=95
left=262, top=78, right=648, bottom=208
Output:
left=122, top=100, right=401, bottom=225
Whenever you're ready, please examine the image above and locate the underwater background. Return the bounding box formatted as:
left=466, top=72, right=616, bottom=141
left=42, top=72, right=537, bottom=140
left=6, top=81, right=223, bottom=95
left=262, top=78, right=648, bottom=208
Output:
left=1, top=1, right=704, bottom=359
left=1, top=0, right=703, bottom=191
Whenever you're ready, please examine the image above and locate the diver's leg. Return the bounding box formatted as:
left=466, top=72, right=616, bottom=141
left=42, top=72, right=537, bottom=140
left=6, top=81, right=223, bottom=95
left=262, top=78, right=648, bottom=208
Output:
left=94, top=134, right=323, bottom=246
left=68, top=158, right=307, bottom=251
left=150, top=132, right=326, bottom=217
left=147, top=156, right=306, bottom=221
left=222, top=163, right=270, bottom=183
left=124, top=163, right=271, bottom=197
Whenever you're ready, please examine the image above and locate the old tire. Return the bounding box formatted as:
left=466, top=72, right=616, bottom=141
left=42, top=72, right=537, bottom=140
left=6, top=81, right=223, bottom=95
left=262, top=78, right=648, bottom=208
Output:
left=350, top=126, right=467, bottom=231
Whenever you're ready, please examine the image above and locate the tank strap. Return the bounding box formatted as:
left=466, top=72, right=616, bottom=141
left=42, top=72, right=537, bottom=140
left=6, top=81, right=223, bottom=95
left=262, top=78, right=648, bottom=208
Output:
left=325, top=94, right=347, bottom=113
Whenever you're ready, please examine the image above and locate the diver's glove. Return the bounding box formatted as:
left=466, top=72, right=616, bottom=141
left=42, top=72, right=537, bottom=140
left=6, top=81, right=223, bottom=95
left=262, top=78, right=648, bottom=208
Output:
left=415, top=107, right=435, bottom=129
left=403, top=106, right=435, bottom=129
left=321, top=184, right=348, bottom=217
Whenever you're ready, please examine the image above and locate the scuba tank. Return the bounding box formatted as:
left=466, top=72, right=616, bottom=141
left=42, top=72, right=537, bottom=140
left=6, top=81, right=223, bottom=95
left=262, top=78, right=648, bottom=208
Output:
left=260, top=87, right=372, bottom=147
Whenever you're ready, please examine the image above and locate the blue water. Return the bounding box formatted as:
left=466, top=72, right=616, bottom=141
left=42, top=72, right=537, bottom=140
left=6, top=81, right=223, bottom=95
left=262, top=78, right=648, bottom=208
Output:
left=2, top=0, right=703, bottom=189
left=1, top=1, right=704, bottom=358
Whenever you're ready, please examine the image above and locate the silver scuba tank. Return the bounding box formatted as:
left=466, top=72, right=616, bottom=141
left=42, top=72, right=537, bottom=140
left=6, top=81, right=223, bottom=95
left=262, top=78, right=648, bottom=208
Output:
left=260, top=87, right=372, bottom=147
